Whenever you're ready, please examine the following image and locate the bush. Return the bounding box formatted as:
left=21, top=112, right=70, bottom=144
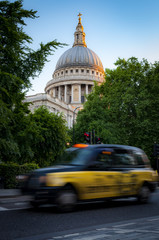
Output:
left=0, top=162, right=39, bottom=189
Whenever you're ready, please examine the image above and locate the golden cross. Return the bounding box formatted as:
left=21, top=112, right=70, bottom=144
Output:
left=78, top=13, right=82, bottom=23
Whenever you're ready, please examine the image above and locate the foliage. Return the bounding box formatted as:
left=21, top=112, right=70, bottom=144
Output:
left=0, top=162, right=39, bottom=189
left=104, top=58, right=159, bottom=157
left=27, top=106, right=70, bottom=167
left=75, top=83, right=120, bottom=144
left=0, top=0, right=65, bottom=163
left=75, top=57, right=159, bottom=162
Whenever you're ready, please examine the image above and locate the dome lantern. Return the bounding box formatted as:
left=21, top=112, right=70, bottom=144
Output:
left=54, top=13, right=104, bottom=73
left=73, top=13, right=87, bottom=48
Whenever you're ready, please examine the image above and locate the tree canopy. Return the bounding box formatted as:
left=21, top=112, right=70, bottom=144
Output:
left=0, top=0, right=67, bottom=165
left=75, top=57, right=159, bottom=164
left=26, top=107, right=70, bottom=167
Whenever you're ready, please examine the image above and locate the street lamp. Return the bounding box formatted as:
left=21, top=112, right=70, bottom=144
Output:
left=73, top=106, right=81, bottom=145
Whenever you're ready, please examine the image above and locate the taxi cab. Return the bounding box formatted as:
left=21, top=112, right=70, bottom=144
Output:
left=21, top=144, right=158, bottom=212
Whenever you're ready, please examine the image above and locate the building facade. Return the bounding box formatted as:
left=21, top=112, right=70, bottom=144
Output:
left=25, top=14, right=105, bottom=128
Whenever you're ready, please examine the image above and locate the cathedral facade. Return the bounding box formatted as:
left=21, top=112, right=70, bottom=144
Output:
left=25, top=14, right=105, bottom=128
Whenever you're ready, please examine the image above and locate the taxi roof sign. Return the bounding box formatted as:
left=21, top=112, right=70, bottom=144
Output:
left=73, top=144, right=89, bottom=148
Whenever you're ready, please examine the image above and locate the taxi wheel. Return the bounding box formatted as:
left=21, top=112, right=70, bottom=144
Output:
left=56, top=186, right=77, bottom=212
left=30, top=199, right=40, bottom=208
left=30, top=194, right=40, bottom=208
left=137, top=185, right=150, bottom=204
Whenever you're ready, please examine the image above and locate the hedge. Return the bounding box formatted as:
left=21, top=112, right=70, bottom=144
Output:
left=0, top=162, right=39, bottom=189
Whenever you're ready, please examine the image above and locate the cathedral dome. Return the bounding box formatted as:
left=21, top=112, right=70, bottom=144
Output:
left=55, top=46, right=104, bottom=73
left=45, top=13, right=105, bottom=108
left=54, top=13, right=104, bottom=74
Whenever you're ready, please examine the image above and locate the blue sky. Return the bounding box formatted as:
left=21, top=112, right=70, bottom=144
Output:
left=22, top=0, right=159, bottom=95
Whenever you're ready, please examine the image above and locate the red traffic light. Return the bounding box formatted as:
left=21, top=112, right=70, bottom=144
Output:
left=95, top=136, right=101, bottom=144
left=84, top=132, right=91, bottom=143
left=84, top=132, right=89, bottom=137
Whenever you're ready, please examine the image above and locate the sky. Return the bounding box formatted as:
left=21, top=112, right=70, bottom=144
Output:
left=21, top=0, right=159, bottom=96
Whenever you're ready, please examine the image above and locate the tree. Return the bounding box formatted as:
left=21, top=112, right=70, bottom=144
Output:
left=75, top=82, right=120, bottom=144
left=27, top=107, right=70, bottom=167
left=74, top=57, right=159, bottom=164
left=0, top=0, right=65, bottom=162
left=103, top=57, right=159, bottom=158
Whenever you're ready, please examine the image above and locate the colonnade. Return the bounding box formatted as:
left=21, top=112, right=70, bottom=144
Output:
left=47, top=83, right=93, bottom=104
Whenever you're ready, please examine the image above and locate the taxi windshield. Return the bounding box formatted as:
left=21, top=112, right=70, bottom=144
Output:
left=60, top=148, right=93, bottom=166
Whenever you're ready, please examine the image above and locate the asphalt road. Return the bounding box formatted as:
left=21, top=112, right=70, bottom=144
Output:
left=0, top=190, right=159, bottom=240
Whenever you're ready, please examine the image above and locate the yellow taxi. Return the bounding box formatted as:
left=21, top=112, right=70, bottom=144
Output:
left=21, top=144, right=158, bottom=211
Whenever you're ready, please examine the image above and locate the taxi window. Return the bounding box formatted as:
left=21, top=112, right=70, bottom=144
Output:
left=113, top=149, right=136, bottom=166
left=134, top=151, right=151, bottom=167
left=96, top=150, right=113, bottom=168
left=135, top=154, right=144, bottom=165
left=58, top=148, right=96, bottom=166
left=69, top=148, right=94, bottom=166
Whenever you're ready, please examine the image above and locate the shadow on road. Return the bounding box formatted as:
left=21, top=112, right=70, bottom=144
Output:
left=25, top=197, right=150, bottom=214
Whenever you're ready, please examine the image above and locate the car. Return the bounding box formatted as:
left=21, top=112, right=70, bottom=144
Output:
left=20, top=144, right=158, bottom=212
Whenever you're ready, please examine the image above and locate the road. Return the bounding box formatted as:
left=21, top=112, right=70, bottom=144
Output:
left=0, top=190, right=159, bottom=240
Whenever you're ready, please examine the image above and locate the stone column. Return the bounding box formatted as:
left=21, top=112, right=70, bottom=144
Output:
left=58, top=86, right=61, bottom=100
left=64, top=85, right=67, bottom=103
left=79, top=84, right=81, bottom=103
left=53, top=88, right=56, bottom=98
left=71, top=85, right=73, bottom=103
left=86, top=84, right=88, bottom=95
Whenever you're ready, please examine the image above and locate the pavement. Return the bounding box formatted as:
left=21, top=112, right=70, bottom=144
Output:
left=49, top=216, right=159, bottom=240
left=0, top=189, right=21, bottom=198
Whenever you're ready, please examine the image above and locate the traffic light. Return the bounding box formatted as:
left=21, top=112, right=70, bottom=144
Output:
left=84, top=130, right=102, bottom=144
left=95, top=136, right=101, bottom=144
left=84, top=132, right=91, bottom=144
left=153, top=144, right=159, bottom=156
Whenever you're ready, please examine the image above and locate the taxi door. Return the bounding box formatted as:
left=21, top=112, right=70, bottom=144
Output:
left=84, top=149, right=120, bottom=199
left=112, top=151, right=138, bottom=196
left=117, top=170, right=137, bottom=196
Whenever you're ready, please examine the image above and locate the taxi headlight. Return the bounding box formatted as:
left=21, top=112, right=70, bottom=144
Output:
left=46, top=175, right=64, bottom=186
left=16, top=175, right=29, bottom=182
left=53, top=177, right=63, bottom=185
left=39, top=176, right=47, bottom=184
